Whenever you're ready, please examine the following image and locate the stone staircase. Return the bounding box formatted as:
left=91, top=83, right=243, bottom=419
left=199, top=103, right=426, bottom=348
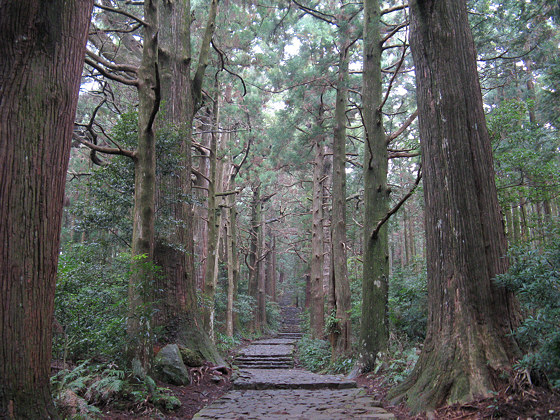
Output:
left=194, top=295, right=395, bottom=418
left=234, top=299, right=302, bottom=370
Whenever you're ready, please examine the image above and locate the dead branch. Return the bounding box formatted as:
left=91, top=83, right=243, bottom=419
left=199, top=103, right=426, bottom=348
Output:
left=371, top=167, right=422, bottom=239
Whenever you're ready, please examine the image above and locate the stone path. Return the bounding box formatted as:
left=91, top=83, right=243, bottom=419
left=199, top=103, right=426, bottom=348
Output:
left=193, top=300, right=394, bottom=419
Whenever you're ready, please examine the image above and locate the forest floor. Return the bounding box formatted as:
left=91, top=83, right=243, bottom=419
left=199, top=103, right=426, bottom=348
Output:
left=99, top=367, right=560, bottom=419
left=356, top=371, right=560, bottom=419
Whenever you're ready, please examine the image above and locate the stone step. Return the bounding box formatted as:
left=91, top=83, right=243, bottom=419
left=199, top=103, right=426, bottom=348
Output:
left=233, top=369, right=358, bottom=391
left=236, top=356, right=293, bottom=362
left=235, top=360, right=293, bottom=366
left=236, top=364, right=294, bottom=369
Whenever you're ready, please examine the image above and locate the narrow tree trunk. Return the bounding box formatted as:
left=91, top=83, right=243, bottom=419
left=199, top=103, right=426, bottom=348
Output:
left=258, top=221, right=267, bottom=328
left=390, top=0, right=520, bottom=411
left=310, top=139, right=326, bottom=338
left=330, top=34, right=352, bottom=356
left=248, top=185, right=261, bottom=332
left=358, top=0, right=389, bottom=372
left=203, top=92, right=221, bottom=334
left=225, top=202, right=237, bottom=337
left=0, top=2, right=93, bottom=417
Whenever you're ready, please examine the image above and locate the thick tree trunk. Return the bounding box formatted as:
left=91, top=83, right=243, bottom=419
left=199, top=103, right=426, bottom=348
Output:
left=389, top=0, right=520, bottom=411
left=0, top=1, right=93, bottom=417
left=152, top=0, right=222, bottom=364
left=330, top=35, right=352, bottom=356
left=127, top=0, right=160, bottom=377
left=358, top=0, right=389, bottom=373
left=310, top=139, right=326, bottom=338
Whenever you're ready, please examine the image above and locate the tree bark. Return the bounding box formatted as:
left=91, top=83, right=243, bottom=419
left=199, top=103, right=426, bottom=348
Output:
left=358, top=0, right=389, bottom=373
left=203, top=90, right=221, bottom=337
left=127, top=0, right=160, bottom=378
left=389, top=0, right=521, bottom=411
left=248, top=185, right=261, bottom=332
left=330, top=33, right=352, bottom=356
left=0, top=1, right=93, bottom=417
left=310, top=138, right=326, bottom=338
left=151, top=0, right=222, bottom=364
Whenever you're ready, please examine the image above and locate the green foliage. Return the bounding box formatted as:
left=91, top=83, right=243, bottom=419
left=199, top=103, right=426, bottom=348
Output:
left=297, top=334, right=331, bottom=372
left=388, top=261, right=428, bottom=342
left=51, top=362, right=181, bottom=416
left=495, top=228, right=560, bottom=387
left=324, top=309, right=341, bottom=335
left=488, top=99, right=560, bottom=214
left=381, top=345, right=421, bottom=385
left=265, top=300, right=281, bottom=331
left=54, top=243, right=129, bottom=362
left=215, top=331, right=241, bottom=354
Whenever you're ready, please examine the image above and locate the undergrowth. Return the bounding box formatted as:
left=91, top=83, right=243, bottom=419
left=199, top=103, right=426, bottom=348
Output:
left=51, top=361, right=180, bottom=418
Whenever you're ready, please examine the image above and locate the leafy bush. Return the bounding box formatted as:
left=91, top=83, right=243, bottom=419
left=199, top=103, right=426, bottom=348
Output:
left=495, top=230, right=560, bottom=387
left=51, top=361, right=181, bottom=417
left=297, top=334, right=331, bottom=372
left=265, top=300, right=281, bottom=331
left=388, top=261, right=428, bottom=342
left=54, top=243, right=129, bottom=362
left=382, top=345, right=421, bottom=385
left=215, top=331, right=241, bottom=353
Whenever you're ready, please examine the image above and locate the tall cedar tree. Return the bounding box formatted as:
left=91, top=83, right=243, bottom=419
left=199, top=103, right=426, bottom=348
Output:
left=389, top=0, right=521, bottom=411
left=0, top=1, right=93, bottom=418
left=359, top=0, right=389, bottom=372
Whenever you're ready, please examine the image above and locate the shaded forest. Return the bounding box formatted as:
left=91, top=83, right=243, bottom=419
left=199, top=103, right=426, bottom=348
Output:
left=1, top=0, right=560, bottom=418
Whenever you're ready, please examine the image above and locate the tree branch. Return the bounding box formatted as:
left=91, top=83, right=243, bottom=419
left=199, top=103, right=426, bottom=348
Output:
left=93, top=2, right=147, bottom=26
left=371, top=167, right=422, bottom=239
left=85, top=57, right=139, bottom=86
left=292, top=0, right=337, bottom=25
left=386, top=109, right=418, bottom=144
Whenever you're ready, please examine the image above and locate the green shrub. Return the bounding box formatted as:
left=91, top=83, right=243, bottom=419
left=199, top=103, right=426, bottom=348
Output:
left=215, top=331, right=241, bottom=353
left=51, top=361, right=181, bottom=416
left=297, top=334, right=331, bottom=372
left=54, top=243, right=129, bottom=362
left=388, top=261, right=427, bottom=342
left=266, top=300, right=281, bottom=331
left=495, top=230, right=560, bottom=387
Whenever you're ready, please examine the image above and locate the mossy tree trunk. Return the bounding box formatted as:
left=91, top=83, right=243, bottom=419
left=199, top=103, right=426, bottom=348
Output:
left=389, top=0, right=521, bottom=411
left=358, top=0, right=389, bottom=373
left=127, top=0, right=160, bottom=378
left=152, top=0, right=222, bottom=364
left=0, top=1, right=93, bottom=417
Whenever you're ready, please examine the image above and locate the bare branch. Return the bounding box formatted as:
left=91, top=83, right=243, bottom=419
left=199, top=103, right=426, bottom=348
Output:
left=93, top=2, right=147, bottom=26
left=292, top=0, right=337, bottom=25
left=85, top=57, right=139, bottom=86
left=381, top=4, right=408, bottom=15
left=380, top=21, right=408, bottom=45
left=386, top=109, right=418, bottom=144
left=371, top=167, right=422, bottom=239
left=78, top=138, right=135, bottom=158
left=86, top=49, right=139, bottom=74
left=379, top=44, right=408, bottom=111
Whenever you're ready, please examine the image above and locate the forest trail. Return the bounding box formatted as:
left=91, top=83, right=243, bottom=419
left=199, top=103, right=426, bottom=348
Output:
left=193, top=298, right=395, bottom=419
